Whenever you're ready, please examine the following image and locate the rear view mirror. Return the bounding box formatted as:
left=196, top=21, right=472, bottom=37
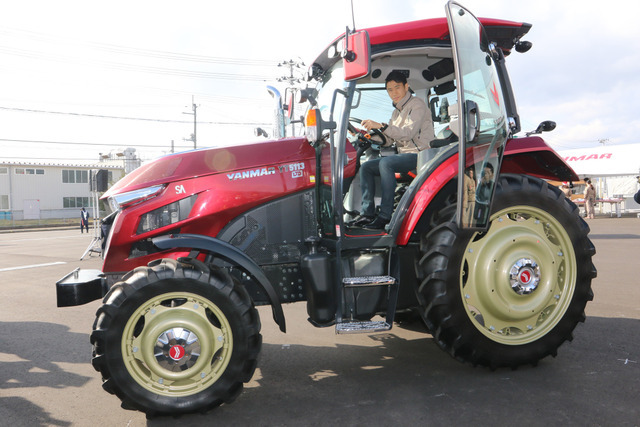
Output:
left=536, top=120, right=556, bottom=133
left=343, top=30, right=370, bottom=81
left=525, top=120, right=556, bottom=136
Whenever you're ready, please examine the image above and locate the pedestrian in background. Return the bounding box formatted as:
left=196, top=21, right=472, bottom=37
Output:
left=80, top=207, right=89, bottom=233
left=584, top=179, right=596, bottom=219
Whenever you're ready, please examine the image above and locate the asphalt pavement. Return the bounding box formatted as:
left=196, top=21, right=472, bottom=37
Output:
left=0, top=218, right=638, bottom=426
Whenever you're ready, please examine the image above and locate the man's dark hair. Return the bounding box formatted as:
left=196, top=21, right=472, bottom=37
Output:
left=385, top=70, right=408, bottom=85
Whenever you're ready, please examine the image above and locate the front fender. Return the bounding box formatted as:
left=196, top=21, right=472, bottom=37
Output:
left=152, top=233, right=286, bottom=333
left=395, top=137, right=578, bottom=245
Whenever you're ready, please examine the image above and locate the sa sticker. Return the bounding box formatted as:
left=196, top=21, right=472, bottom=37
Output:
left=175, top=185, right=186, bottom=194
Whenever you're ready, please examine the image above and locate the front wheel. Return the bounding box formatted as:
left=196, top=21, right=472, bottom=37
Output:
left=90, top=258, right=261, bottom=416
left=418, top=174, right=596, bottom=368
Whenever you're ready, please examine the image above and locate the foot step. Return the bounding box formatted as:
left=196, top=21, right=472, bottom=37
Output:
left=335, top=320, right=391, bottom=334
left=342, top=275, right=396, bottom=287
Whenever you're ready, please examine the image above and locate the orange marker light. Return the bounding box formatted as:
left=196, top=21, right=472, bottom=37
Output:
left=306, top=109, right=317, bottom=127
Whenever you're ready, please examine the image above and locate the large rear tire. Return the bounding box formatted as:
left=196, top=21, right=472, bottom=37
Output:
left=418, top=174, right=596, bottom=368
left=90, top=257, right=261, bottom=416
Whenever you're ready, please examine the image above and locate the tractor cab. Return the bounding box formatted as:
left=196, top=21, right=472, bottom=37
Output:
left=299, top=2, right=527, bottom=331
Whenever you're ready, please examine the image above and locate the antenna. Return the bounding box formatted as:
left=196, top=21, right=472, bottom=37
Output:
left=350, top=0, right=356, bottom=30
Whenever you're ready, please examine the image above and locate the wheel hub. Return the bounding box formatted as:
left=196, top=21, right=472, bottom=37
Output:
left=509, top=258, right=540, bottom=295
left=154, top=327, right=201, bottom=372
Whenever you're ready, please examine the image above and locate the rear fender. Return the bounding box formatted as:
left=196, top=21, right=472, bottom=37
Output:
left=152, top=233, right=286, bottom=333
left=500, top=136, right=579, bottom=182
left=395, top=137, right=578, bottom=245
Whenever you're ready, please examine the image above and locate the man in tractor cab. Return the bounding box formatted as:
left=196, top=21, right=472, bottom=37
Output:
left=351, top=70, right=434, bottom=229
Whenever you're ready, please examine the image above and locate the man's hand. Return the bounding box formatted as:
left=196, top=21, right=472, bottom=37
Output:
left=361, top=119, right=382, bottom=132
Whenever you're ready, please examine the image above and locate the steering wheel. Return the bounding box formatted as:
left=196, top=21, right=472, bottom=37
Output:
left=347, top=117, right=388, bottom=148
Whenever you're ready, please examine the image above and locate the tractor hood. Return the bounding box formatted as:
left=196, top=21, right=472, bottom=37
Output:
left=102, top=137, right=314, bottom=199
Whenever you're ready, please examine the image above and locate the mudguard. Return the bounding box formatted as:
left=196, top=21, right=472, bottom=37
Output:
left=152, top=233, right=286, bottom=333
left=395, top=137, right=578, bottom=245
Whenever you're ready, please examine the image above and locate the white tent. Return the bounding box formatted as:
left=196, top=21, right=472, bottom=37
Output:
left=557, top=143, right=640, bottom=212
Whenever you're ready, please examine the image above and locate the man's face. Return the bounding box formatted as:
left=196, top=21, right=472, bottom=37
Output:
left=386, top=80, right=409, bottom=104
left=483, top=167, right=493, bottom=182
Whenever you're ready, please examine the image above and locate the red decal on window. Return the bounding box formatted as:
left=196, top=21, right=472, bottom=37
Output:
left=490, top=81, right=500, bottom=106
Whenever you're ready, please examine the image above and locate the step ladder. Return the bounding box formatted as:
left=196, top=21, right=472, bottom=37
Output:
left=336, top=275, right=398, bottom=334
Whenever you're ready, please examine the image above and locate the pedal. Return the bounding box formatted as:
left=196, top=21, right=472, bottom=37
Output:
left=342, top=275, right=396, bottom=287
left=335, top=320, right=391, bottom=334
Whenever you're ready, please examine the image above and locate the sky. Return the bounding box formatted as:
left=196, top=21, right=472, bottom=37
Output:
left=1, top=0, right=639, bottom=165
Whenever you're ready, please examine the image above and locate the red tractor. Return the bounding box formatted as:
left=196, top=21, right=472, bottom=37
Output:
left=56, top=2, right=595, bottom=416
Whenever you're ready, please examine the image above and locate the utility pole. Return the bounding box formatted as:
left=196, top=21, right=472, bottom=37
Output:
left=277, top=59, right=305, bottom=87
left=183, top=96, right=198, bottom=149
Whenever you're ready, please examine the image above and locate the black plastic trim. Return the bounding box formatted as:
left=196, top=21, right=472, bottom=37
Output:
left=152, top=233, right=286, bottom=333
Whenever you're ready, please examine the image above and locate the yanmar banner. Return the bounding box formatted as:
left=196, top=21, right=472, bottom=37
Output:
left=558, top=143, right=640, bottom=177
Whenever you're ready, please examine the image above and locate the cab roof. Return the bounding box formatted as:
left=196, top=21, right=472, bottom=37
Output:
left=311, top=16, right=531, bottom=76
left=366, top=17, right=531, bottom=53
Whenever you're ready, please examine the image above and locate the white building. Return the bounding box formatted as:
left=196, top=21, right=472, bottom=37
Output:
left=0, top=161, right=125, bottom=221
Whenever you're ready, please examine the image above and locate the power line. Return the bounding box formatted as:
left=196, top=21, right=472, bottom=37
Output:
left=0, top=27, right=279, bottom=67
left=0, top=45, right=275, bottom=81
left=0, top=138, right=191, bottom=148
left=0, top=106, right=271, bottom=125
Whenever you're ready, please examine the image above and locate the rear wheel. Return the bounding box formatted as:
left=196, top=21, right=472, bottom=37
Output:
left=91, top=258, right=261, bottom=416
left=418, top=174, right=595, bottom=368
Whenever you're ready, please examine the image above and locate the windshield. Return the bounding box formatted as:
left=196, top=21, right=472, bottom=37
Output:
left=315, top=62, right=347, bottom=125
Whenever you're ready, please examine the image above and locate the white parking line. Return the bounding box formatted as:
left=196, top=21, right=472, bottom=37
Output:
left=0, top=261, right=67, bottom=272
left=0, top=235, right=89, bottom=243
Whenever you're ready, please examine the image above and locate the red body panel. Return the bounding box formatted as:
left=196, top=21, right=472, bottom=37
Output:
left=397, top=154, right=458, bottom=245
left=104, top=137, right=314, bottom=198
left=102, top=137, right=357, bottom=273
left=500, top=137, right=578, bottom=181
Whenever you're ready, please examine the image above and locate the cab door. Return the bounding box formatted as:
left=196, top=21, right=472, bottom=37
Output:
left=446, top=1, right=510, bottom=229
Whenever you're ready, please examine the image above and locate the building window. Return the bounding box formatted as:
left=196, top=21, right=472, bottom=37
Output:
left=12, top=168, right=44, bottom=175
left=63, top=197, right=91, bottom=208
left=0, top=195, right=8, bottom=210
left=62, top=169, right=88, bottom=183
left=62, top=170, right=74, bottom=183
left=0, top=167, right=7, bottom=175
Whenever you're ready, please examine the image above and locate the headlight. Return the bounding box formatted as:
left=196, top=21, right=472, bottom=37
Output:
left=108, top=185, right=165, bottom=212
left=137, top=194, right=198, bottom=234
